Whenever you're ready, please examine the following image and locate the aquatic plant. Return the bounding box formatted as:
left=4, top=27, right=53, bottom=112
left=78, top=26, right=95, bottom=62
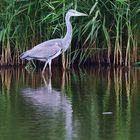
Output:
left=0, top=0, right=139, bottom=67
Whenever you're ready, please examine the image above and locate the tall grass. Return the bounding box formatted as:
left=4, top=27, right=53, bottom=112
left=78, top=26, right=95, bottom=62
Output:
left=0, top=0, right=140, bottom=67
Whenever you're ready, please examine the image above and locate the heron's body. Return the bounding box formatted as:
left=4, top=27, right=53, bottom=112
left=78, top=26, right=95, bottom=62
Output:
left=20, top=9, right=87, bottom=74
left=20, top=39, right=63, bottom=61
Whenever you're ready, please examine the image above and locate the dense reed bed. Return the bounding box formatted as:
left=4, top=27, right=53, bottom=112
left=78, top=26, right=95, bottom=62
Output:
left=0, top=0, right=140, bottom=67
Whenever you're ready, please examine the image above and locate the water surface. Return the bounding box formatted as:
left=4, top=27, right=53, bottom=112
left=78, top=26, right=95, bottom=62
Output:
left=0, top=68, right=140, bottom=140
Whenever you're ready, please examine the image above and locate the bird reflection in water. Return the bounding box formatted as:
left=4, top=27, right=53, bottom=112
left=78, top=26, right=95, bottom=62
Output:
left=21, top=72, right=72, bottom=139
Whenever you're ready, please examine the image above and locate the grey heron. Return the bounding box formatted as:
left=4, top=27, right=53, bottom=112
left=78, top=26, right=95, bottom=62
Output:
left=20, top=9, right=87, bottom=74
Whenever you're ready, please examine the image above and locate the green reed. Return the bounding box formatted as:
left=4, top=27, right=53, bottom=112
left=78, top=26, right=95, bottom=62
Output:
left=0, top=0, right=140, bottom=67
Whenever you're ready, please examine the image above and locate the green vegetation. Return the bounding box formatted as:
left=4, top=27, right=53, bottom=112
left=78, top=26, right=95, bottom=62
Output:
left=0, top=0, right=140, bottom=67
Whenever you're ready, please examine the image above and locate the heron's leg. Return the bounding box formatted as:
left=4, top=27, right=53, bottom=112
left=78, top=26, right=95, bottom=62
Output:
left=42, top=74, right=52, bottom=91
left=47, top=74, right=52, bottom=91
left=42, top=61, right=48, bottom=74
left=48, top=60, right=52, bottom=76
left=41, top=74, right=47, bottom=86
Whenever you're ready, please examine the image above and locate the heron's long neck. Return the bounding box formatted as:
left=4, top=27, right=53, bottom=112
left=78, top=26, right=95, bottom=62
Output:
left=63, top=14, right=72, bottom=51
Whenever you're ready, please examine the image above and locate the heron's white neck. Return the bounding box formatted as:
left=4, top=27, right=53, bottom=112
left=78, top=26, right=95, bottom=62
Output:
left=63, top=13, right=72, bottom=51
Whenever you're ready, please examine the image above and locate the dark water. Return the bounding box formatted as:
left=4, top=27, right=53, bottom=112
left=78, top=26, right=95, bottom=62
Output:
left=0, top=68, right=140, bottom=140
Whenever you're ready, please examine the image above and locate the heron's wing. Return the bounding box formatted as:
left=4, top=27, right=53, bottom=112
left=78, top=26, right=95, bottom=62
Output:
left=20, top=39, right=62, bottom=61
left=28, top=45, right=62, bottom=61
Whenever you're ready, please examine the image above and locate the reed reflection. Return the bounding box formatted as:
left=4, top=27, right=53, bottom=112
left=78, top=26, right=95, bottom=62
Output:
left=0, top=68, right=139, bottom=140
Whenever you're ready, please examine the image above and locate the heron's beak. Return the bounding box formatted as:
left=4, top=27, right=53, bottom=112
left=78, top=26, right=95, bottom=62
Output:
left=77, top=11, right=88, bottom=16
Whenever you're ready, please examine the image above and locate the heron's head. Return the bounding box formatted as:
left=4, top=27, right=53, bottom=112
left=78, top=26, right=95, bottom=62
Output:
left=67, top=9, right=88, bottom=17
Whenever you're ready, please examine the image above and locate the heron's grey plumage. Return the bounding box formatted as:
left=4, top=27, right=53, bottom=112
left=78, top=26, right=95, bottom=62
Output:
left=20, top=9, right=87, bottom=74
left=20, top=39, right=62, bottom=61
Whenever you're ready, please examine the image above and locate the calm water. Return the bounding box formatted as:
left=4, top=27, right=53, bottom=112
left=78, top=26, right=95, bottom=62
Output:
left=0, top=68, right=140, bottom=140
